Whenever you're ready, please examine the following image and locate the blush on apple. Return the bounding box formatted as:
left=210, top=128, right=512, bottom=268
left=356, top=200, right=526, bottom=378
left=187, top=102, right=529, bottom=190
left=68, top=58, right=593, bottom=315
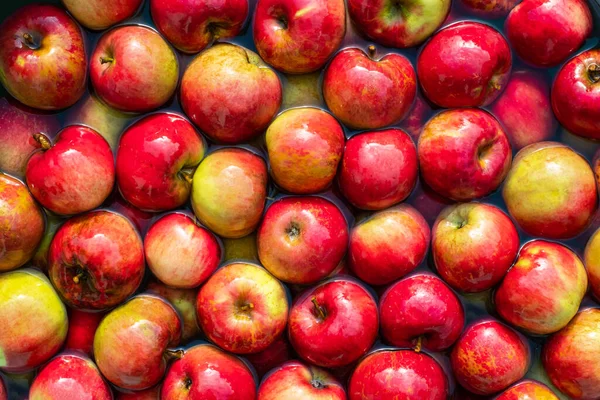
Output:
left=245, top=335, right=292, bottom=378
left=147, top=281, right=200, bottom=343
left=400, top=92, right=433, bottom=140
left=459, top=0, right=520, bottom=18
left=116, top=386, right=160, bottom=400
left=103, top=191, right=156, bottom=234
left=408, top=181, right=455, bottom=225
left=62, top=0, right=143, bottom=30
left=585, top=228, right=600, bottom=301
left=64, top=309, right=105, bottom=357
left=495, top=379, right=559, bottom=399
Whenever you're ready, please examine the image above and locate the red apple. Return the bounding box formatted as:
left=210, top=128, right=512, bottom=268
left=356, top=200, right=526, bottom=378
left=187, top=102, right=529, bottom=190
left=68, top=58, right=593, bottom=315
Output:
left=161, top=344, right=257, bottom=400
left=289, top=278, right=378, bottom=368
left=257, top=196, right=349, bottom=284
left=48, top=210, right=145, bottom=311
left=460, top=0, right=520, bottom=18
left=552, top=49, right=600, bottom=140
left=451, top=320, right=530, bottom=395
left=419, top=109, right=512, bottom=201
left=348, top=349, right=448, bottom=399
left=62, top=0, right=143, bottom=30
left=408, top=180, right=455, bottom=225
left=116, top=386, right=160, bottom=400
left=417, top=22, right=512, bottom=108
left=401, top=92, right=433, bottom=140
left=103, top=191, right=156, bottom=234
left=338, top=129, right=418, bottom=210
left=197, top=262, right=289, bottom=354
left=585, top=228, right=600, bottom=301
left=90, top=25, right=179, bottom=113
left=266, top=107, right=344, bottom=194
left=65, top=309, right=105, bottom=358
left=245, top=336, right=292, bottom=378
left=496, top=380, right=559, bottom=399
left=147, top=281, right=200, bottom=343
left=347, top=0, right=451, bottom=48
left=432, top=202, right=519, bottom=293
left=181, top=43, right=282, bottom=144
left=0, top=173, right=45, bottom=272
left=380, top=274, right=464, bottom=351
left=0, top=5, right=87, bottom=110
left=26, top=125, right=115, bottom=215
left=116, top=112, right=205, bottom=212
left=506, top=0, right=592, bottom=67
left=151, top=0, right=248, bottom=54
left=29, top=353, right=112, bottom=400
left=543, top=308, right=600, bottom=399
left=0, top=378, right=5, bottom=400
left=258, top=360, right=346, bottom=399
left=253, top=0, right=346, bottom=73
left=323, top=46, right=416, bottom=130
left=348, top=204, right=430, bottom=285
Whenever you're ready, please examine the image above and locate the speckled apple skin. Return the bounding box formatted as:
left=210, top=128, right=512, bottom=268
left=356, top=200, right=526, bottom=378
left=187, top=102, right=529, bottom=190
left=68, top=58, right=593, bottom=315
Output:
left=460, top=0, right=520, bottom=18
left=245, top=335, right=292, bottom=378
left=64, top=309, right=105, bottom=357
left=495, top=379, right=559, bottom=400
left=62, top=0, right=143, bottom=30
left=147, top=281, right=200, bottom=343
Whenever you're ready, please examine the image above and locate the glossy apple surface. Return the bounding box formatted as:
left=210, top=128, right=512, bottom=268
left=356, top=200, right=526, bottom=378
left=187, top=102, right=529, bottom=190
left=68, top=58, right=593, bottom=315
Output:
left=496, top=379, right=559, bottom=400
left=245, top=336, right=292, bottom=378
left=147, top=281, right=200, bottom=343
left=266, top=107, right=344, bottom=194
left=102, top=192, right=156, bottom=234
left=323, top=46, right=416, bottom=130
left=417, top=22, right=512, bottom=107
left=64, top=309, right=105, bottom=357
left=585, top=229, right=600, bottom=301
left=116, top=386, right=160, bottom=400
left=401, top=93, right=433, bottom=140
left=460, top=0, right=520, bottom=17
left=62, top=0, right=143, bottom=30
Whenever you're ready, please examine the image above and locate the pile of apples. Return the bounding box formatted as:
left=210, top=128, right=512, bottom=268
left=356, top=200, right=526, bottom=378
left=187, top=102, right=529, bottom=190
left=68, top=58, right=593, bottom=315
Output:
left=1, top=0, right=600, bottom=398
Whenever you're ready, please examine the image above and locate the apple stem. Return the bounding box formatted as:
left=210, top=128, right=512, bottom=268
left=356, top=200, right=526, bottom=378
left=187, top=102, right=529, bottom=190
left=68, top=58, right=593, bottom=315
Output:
left=311, top=298, right=326, bottom=320
left=100, top=56, right=114, bottom=65
left=164, top=349, right=185, bottom=361
left=179, top=169, right=194, bottom=185
left=33, top=133, right=52, bottom=150
left=72, top=272, right=85, bottom=284
left=22, top=32, right=35, bottom=46
left=414, top=336, right=423, bottom=353
left=589, top=64, right=600, bottom=84
left=367, top=45, right=377, bottom=60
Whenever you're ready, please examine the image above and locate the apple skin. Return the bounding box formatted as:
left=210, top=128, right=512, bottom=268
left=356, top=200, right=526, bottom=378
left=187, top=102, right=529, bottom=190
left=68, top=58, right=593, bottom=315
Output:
left=495, top=380, right=559, bottom=400
left=191, top=148, right=268, bottom=238
left=0, top=173, right=45, bottom=272
left=495, top=240, right=587, bottom=335
left=347, top=0, right=451, bottom=48
left=116, top=112, right=205, bottom=212
left=147, top=281, right=200, bottom=343
left=29, top=353, right=112, bottom=400
left=505, top=0, right=592, bottom=67
left=103, top=192, right=156, bottom=234
left=418, top=109, right=512, bottom=201
left=90, top=25, right=179, bottom=113
left=0, top=269, right=68, bottom=373
left=380, top=274, right=465, bottom=351
left=266, top=108, right=344, bottom=194
left=432, top=202, right=519, bottom=293
left=94, top=294, right=182, bottom=391
left=197, top=262, right=289, bottom=354
left=323, top=47, right=416, bottom=130
left=289, top=278, right=378, bottom=368
left=585, top=228, right=600, bottom=301
left=502, top=142, right=597, bottom=239
left=48, top=210, right=145, bottom=311
left=348, top=205, right=430, bottom=285
left=460, top=0, right=520, bottom=18
left=348, top=349, right=448, bottom=399
left=181, top=43, right=282, bottom=144
left=223, top=233, right=259, bottom=262
left=64, top=309, right=105, bottom=358
left=26, top=125, right=115, bottom=215
left=258, top=360, right=346, bottom=400
left=62, top=0, right=143, bottom=30
left=253, top=0, right=346, bottom=74
left=401, top=93, right=433, bottom=140
left=552, top=49, right=600, bottom=140
left=338, top=129, right=418, bottom=210
left=543, top=308, right=600, bottom=399
left=0, top=5, right=87, bottom=110
left=151, top=0, right=248, bottom=54
left=116, top=386, right=160, bottom=400
left=0, top=378, right=5, bottom=400
left=257, top=196, right=349, bottom=284
left=161, top=344, right=257, bottom=400
left=451, top=320, right=530, bottom=395
left=408, top=181, right=455, bottom=225
left=245, top=335, right=292, bottom=378
left=417, top=22, right=512, bottom=108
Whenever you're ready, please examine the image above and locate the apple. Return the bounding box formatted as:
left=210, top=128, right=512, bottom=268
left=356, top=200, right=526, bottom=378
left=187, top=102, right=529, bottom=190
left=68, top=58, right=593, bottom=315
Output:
left=0, top=269, right=67, bottom=373
left=62, top=0, right=143, bottom=30
left=90, top=25, right=179, bottom=113
left=338, top=129, right=418, bottom=210
left=585, top=228, right=600, bottom=301
left=432, top=202, right=519, bottom=293
left=25, top=125, right=115, bottom=215
left=94, top=294, right=181, bottom=391
left=408, top=181, right=455, bottom=225
left=257, top=196, right=348, bottom=284
left=103, top=191, right=156, bottom=234
left=417, top=22, right=512, bottom=108
left=289, top=278, right=378, bottom=368
left=48, top=210, right=145, bottom=311
left=116, top=112, right=205, bottom=212
left=147, top=281, right=200, bottom=343
left=348, top=349, right=448, bottom=399
left=266, top=107, right=344, bottom=194
left=419, top=109, right=512, bottom=201
left=258, top=360, right=346, bottom=399
left=245, top=335, right=292, bottom=378
left=151, top=0, right=248, bottom=54
left=451, top=320, right=530, bottom=395
left=347, top=0, right=451, bottom=48
left=161, top=344, right=257, bottom=400
left=401, top=92, right=433, bottom=140
left=0, top=173, right=45, bottom=272
left=282, top=72, right=323, bottom=108
left=0, top=4, right=87, bottom=110
left=253, top=0, right=346, bottom=73
left=502, top=142, right=597, bottom=239
left=29, top=353, right=112, bottom=400
left=543, top=308, right=600, bottom=399
left=552, top=49, right=600, bottom=140
left=459, top=0, right=520, bottom=17
left=181, top=43, right=282, bottom=144
left=30, top=212, right=62, bottom=272
left=116, top=386, right=160, bottom=400
left=223, top=233, right=259, bottom=262
left=495, top=379, right=559, bottom=400
left=64, top=309, right=105, bottom=357
left=0, top=378, right=5, bottom=400
left=380, top=274, right=465, bottom=351
left=322, top=46, right=416, bottom=130
left=348, top=204, right=430, bottom=285
left=506, top=0, right=592, bottom=67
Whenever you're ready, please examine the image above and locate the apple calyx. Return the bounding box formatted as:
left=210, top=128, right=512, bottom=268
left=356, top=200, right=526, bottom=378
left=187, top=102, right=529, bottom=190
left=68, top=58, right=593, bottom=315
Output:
left=33, top=133, right=52, bottom=150
left=286, top=222, right=301, bottom=241
left=311, top=298, right=327, bottom=321
left=589, top=63, right=600, bottom=84
left=164, top=349, right=185, bottom=361
left=311, top=379, right=326, bottom=390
